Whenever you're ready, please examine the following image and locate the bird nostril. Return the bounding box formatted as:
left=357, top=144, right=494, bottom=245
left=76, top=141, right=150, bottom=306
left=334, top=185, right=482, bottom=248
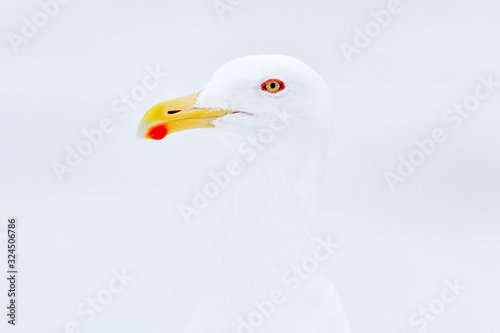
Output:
left=167, top=110, right=181, bottom=114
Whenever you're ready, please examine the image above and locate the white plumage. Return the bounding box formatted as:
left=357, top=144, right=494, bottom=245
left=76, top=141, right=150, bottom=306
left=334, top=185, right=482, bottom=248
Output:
left=140, top=55, right=351, bottom=333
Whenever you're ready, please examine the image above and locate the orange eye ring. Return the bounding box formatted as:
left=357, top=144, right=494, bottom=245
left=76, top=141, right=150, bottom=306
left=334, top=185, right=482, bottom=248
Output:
left=261, top=79, right=285, bottom=93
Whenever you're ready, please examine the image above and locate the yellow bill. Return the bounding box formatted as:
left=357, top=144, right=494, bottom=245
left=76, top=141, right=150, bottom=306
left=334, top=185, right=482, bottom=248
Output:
left=137, top=92, right=232, bottom=140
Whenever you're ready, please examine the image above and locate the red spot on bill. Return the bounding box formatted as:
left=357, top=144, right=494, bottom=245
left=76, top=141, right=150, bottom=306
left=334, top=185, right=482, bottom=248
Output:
left=147, top=124, right=168, bottom=140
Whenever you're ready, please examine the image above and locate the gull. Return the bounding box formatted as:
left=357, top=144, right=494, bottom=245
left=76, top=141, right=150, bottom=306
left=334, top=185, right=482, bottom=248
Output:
left=137, top=55, right=351, bottom=333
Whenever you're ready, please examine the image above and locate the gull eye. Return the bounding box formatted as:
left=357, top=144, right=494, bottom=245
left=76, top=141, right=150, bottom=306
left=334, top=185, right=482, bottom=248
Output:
left=261, top=79, right=285, bottom=93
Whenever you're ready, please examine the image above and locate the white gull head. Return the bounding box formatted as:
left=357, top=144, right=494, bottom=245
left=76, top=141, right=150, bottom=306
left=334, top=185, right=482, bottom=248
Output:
left=195, top=55, right=333, bottom=146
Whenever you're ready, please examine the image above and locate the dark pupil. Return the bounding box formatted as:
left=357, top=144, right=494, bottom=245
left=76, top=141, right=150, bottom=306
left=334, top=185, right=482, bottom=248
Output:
left=270, top=82, right=276, bottom=89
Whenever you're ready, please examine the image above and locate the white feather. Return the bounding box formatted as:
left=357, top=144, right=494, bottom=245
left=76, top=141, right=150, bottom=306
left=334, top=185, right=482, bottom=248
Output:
left=184, top=55, right=351, bottom=333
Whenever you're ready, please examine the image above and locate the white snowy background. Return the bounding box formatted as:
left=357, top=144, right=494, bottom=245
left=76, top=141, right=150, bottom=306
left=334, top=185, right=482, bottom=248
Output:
left=1, top=0, right=499, bottom=332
